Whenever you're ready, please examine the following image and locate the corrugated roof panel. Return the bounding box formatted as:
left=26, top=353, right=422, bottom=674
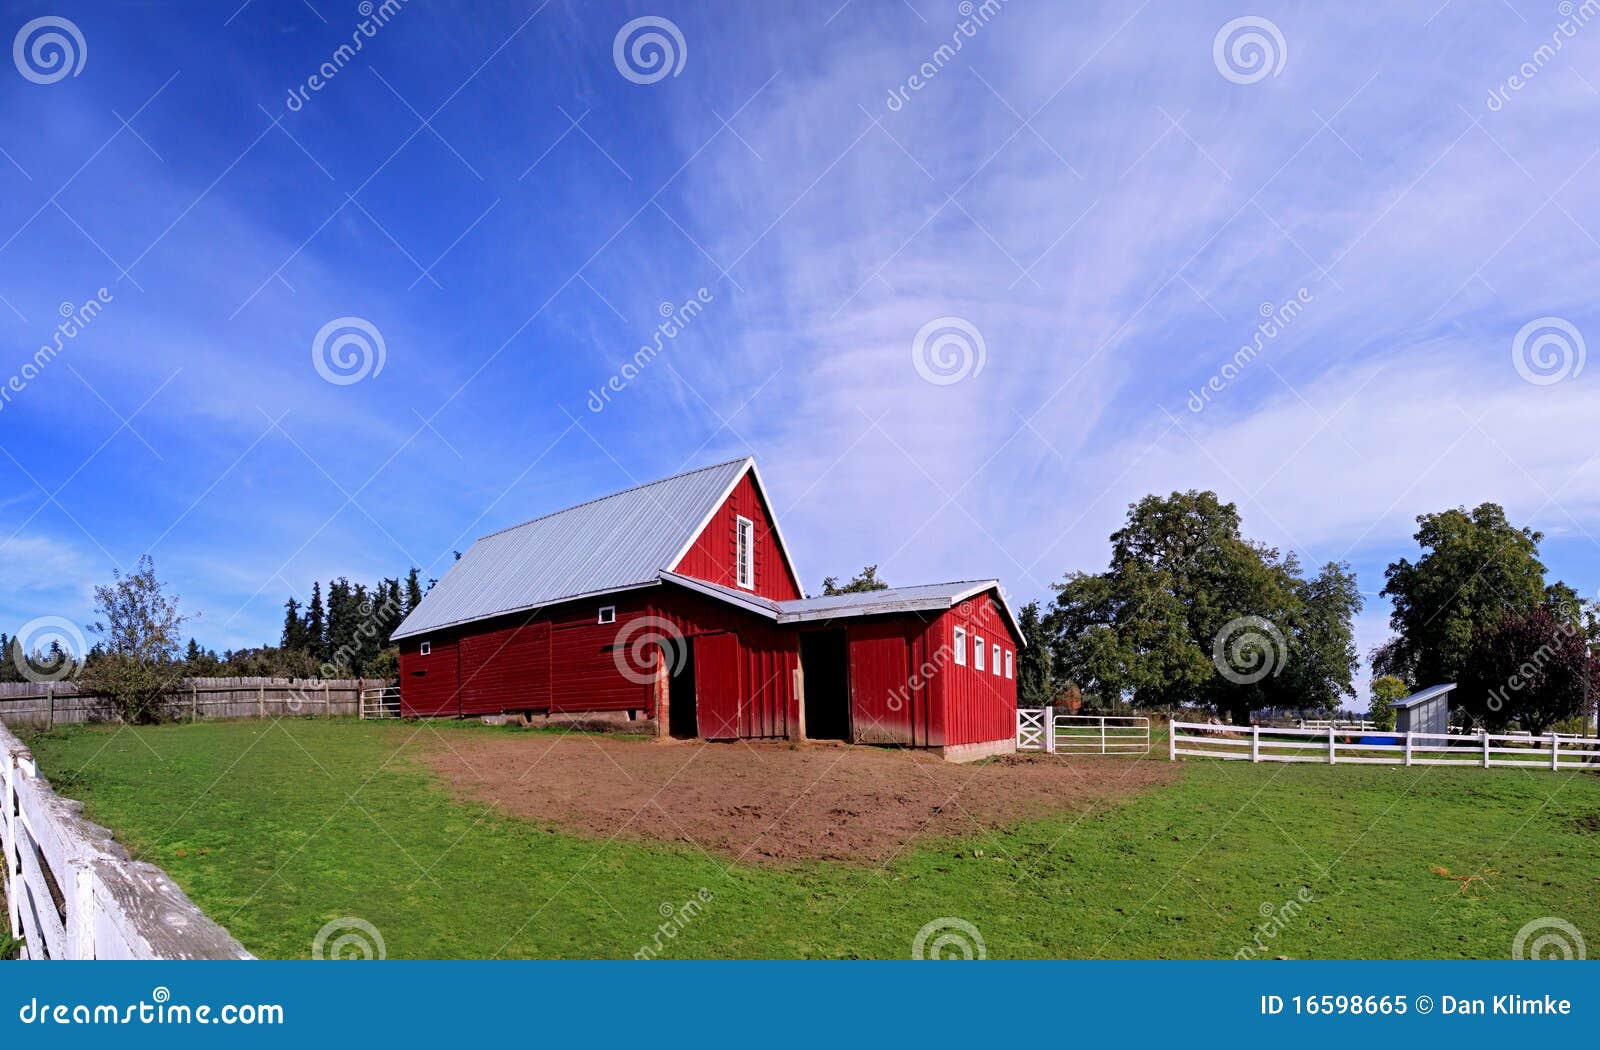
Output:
left=392, top=458, right=750, bottom=639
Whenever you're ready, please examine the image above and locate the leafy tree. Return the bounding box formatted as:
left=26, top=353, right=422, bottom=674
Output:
left=1015, top=601, right=1055, bottom=706
left=1368, top=674, right=1408, bottom=731
left=1376, top=504, right=1550, bottom=689
left=1457, top=605, right=1599, bottom=733
left=77, top=555, right=190, bottom=723
left=821, top=565, right=889, bottom=595
left=1049, top=491, right=1362, bottom=723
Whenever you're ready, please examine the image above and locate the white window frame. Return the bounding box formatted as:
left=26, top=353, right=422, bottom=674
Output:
left=735, top=515, right=755, bottom=590
left=598, top=606, right=616, bottom=625
left=974, top=636, right=985, bottom=671
left=1004, top=650, right=1013, bottom=679
left=992, top=644, right=1001, bottom=676
left=419, top=641, right=431, bottom=656
left=953, top=626, right=967, bottom=665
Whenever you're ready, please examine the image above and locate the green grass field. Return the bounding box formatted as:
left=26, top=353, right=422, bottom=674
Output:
left=18, top=719, right=1600, bottom=959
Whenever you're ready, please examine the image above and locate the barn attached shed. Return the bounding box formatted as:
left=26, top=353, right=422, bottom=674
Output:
left=391, top=458, right=1022, bottom=761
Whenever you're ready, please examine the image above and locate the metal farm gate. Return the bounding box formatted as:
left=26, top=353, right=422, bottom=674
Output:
left=1016, top=708, right=1151, bottom=756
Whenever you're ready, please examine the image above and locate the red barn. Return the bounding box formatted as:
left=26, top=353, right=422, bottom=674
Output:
left=391, top=458, right=1022, bottom=761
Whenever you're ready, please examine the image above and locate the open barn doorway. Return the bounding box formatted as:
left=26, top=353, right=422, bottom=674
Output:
left=668, top=642, right=697, bottom=738
left=800, top=630, right=850, bottom=740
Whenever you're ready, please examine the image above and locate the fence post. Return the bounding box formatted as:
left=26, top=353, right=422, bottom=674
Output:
left=1043, top=706, right=1055, bottom=754
left=1251, top=725, right=1260, bottom=763
left=191, top=681, right=199, bottom=722
left=258, top=682, right=265, bottom=719
left=1482, top=731, right=1490, bottom=768
left=1551, top=732, right=1559, bottom=771
left=1168, top=718, right=1176, bottom=760
left=323, top=680, right=330, bottom=717
left=1328, top=725, right=1336, bottom=765
left=45, top=684, right=54, bottom=730
left=1099, top=717, right=1106, bottom=756
left=1404, top=731, right=1413, bottom=767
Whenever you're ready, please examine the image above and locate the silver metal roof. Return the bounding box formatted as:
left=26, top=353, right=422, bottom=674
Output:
left=392, top=458, right=751, bottom=639
left=1393, top=683, right=1456, bottom=709
left=658, top=573, right=1026, bottom=644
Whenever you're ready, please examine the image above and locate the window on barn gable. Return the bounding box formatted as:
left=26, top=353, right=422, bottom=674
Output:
left=419, top=641, right=431, bottom=656
left=974, top=636, right=985, bottom=671
left=992, top=644, right=1001, bottom=676
left=735, top=515, right=754, bottom=589
left=1005, top=650, right=1013, bottom=679
left=953, top=626, right=967, bottom=665
left=598, top=606, right=616, bottom=625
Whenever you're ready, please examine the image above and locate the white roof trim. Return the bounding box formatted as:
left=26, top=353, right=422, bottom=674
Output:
left=659, top=571, right=781, bottom=619
left=664, top=458, right=804, bottom=596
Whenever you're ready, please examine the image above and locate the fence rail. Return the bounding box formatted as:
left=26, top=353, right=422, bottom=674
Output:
left=1, top=720, right=251, bottom=959
left=1170, top=721, right=1600, bottom=771
left=0, top=677, right=382, bottom=729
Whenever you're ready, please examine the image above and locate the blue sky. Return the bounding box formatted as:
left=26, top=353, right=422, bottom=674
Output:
left=1, top=0, right=1597, bottom=701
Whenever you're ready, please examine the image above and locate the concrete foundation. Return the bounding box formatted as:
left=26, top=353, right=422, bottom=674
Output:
left=936, top=736, right=1018, bottom=763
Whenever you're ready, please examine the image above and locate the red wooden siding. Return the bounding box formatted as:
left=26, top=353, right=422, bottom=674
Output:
left=693, top=633, right=743, bottom=739
left=847, top=620, right=916, bottom=745
left=399, top=637, right=461, bottom=717
left=395, top=580, right=1016, bottom=750
left=458, top=621, right=551, bottom=715
left=927, top=592, right=1017, bottom=747
left=547, top=594, right=655, bottom=714
left=672, top=470, right=801, bottom=601
left=649, top=589, right=798, bottom=739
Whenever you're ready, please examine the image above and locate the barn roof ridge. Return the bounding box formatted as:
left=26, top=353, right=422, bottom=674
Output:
left=475, top=455, right=753, bottom=541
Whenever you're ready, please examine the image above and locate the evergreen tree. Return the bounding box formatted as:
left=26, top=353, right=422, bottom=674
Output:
left=325, top=578, right=357, bottom=669
left=404, top=568, right=424, bottom=615
left=281, top=597, right=307, bottom=651
left=305, top=581, right=327, bottom=661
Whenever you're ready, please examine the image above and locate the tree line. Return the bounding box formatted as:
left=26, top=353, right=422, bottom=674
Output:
left=2, top=558, right=431, bottom=722
left=1017, top=492, right=1598, bottom=734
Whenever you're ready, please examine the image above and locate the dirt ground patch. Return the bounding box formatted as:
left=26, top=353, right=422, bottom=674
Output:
left=419, top=733, right=1176, bottom=864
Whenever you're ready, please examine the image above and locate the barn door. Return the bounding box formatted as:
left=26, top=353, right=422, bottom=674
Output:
left=694, top=633, right=743, bottom=740
left=849, top=622, right=916, bottom=745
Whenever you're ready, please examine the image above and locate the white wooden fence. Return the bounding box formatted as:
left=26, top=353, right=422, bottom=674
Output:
left=1170, top=720, right=1600, bottom=770
left=359, top=684, right=402, bottom=720
left=1017, top=709, right=1151, bottom=755
left=1, top=721, right=252, bottom=959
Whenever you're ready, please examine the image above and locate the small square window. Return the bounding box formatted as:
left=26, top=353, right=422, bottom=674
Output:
left=419, top=641, right=431, bottom=656
left=1004, top=650, right=1013, bottom=679
left=953, top=626, right=967, bottom=665
left=974, top=636, right=985, bottom=671
left=598, top=606, right=616, bottom=625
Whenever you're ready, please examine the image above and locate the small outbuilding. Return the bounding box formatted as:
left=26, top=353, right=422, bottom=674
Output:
left=1392, top=683, right=1455, bottom=735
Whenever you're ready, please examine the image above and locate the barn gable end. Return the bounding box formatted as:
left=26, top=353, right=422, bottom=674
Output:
left=670, top=464, right=802, bottom=601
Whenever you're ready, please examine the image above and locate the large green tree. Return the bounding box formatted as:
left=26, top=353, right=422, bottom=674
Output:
left=1375, top=503, right=1551, bottom=688
left=1049, top=491, right=1362, bottom=723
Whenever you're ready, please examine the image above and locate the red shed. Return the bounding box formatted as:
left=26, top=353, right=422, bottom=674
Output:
left=391, top=458, right=1023, bottom=761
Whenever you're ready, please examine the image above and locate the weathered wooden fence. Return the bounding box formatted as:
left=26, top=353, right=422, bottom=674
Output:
left=1, top=720, right=252, bottom=959
left=0, top=677, right=381, bottom=729
left=1171, top=720, right=1600, bottom=770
